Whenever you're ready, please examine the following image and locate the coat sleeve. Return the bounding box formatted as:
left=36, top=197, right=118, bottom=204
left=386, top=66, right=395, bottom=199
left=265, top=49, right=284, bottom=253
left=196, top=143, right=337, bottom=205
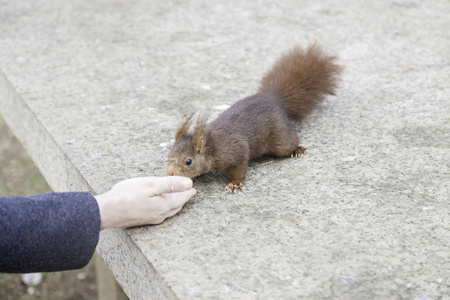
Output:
left=0, top=192, right=101, bottom=273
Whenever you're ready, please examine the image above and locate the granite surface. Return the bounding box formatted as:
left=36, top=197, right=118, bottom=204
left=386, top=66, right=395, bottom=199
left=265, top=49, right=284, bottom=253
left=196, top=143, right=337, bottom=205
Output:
left=0, top=0, right=449, bottom=299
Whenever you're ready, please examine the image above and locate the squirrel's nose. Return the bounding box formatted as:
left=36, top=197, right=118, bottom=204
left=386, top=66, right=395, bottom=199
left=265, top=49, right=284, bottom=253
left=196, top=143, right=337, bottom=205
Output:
left=166, top=166, right=175, bottom=176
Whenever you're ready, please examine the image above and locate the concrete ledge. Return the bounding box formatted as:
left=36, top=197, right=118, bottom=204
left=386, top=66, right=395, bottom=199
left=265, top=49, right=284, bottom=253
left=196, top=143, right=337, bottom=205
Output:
left=0, top=72, right=89, bottom=193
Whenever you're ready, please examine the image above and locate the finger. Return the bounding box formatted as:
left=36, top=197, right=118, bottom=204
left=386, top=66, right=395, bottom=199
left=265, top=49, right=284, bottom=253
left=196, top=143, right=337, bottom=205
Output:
left=163, top=188, right=197, bottom=210
left=149, top=176, right=193, bottom=196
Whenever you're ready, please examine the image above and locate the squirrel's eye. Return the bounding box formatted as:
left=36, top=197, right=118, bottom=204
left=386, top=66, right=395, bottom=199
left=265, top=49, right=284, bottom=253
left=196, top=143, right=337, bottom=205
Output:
left=185, top=159, right=192, bottom=166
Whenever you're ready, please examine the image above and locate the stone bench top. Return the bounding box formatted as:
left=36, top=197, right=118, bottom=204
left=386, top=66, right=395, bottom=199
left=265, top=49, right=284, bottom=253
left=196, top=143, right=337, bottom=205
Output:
left=1, top=0, right=449, bottom=299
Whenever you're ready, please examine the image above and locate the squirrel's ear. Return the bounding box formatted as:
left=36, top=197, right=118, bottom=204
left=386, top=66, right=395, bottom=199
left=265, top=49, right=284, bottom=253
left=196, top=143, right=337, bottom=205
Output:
left=197, top=137, right=206, bottom=156
left=192, top=114, right=208, bottom=155
left=175, top=113, right=195, bottom=141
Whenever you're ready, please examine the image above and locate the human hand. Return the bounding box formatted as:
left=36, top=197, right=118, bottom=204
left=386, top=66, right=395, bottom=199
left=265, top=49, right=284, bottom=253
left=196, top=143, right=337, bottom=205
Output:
left=94, top=176, right=196, bottom=229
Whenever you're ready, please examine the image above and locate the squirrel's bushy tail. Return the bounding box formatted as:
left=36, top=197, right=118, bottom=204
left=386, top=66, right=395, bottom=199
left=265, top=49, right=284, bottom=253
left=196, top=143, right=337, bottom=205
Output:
left=258, top=44, right=342, bottom=122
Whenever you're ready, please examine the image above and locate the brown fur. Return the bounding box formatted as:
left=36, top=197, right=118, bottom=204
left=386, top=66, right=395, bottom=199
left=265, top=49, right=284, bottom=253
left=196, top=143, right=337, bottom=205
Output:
left=167, top=45, right=342, bottom=192
left=258, top=44, right=341, bottom=121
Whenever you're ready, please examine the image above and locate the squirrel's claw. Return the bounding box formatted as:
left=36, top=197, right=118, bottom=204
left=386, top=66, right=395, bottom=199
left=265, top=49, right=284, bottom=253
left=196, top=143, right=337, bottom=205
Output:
left=292, top=146, right=307, bottom=158
left=226, top=182, right=244, bottom=193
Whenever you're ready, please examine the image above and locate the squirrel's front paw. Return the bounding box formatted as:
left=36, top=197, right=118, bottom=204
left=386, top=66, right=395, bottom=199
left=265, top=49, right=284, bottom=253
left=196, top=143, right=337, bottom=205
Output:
left=291, top=146, right=307, bottom=158
left=225, top=181, right=245, bottom=193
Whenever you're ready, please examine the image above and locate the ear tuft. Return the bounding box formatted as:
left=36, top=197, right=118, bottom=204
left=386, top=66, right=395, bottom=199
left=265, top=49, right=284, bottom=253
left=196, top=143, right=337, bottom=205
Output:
left=192, top=114, right=209, bottom=155
left=175, top=113, right=195, bottom=140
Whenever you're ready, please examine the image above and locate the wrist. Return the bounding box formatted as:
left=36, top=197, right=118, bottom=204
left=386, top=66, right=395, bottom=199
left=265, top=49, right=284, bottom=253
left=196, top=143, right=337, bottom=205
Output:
left=94, top=192, right=118, bottom=230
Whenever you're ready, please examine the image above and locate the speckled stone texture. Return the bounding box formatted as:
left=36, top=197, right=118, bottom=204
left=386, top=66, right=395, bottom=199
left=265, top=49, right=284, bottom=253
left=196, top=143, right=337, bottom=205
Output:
left=1, top=0, right=449, bottom=299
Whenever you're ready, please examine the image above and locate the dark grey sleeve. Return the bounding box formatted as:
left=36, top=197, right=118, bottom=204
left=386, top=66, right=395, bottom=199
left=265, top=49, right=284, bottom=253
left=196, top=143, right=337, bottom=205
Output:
left=0, top=192, right=101, bottom=273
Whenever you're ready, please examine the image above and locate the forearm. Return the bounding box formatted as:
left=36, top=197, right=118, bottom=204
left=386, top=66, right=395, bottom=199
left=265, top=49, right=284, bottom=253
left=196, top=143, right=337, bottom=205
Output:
left=0, top=192, right=100, bottom=273
left=0, top=176, right=195, bottom=273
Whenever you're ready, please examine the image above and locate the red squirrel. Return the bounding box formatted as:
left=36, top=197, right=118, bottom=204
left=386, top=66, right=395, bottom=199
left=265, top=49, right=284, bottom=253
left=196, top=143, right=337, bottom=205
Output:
left=167, top=45, right=341, bottom=192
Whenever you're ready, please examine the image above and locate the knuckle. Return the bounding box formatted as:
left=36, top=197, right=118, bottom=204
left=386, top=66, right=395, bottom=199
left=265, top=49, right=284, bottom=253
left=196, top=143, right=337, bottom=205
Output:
left=166, top=177, right=177, bottom=193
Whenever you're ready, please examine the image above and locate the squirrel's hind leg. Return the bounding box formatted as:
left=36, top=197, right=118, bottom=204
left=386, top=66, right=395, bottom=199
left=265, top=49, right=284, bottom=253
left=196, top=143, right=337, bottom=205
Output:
left=291, top=146, right=307, bottom=158
left=269, top=129, right=306, bottom=158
